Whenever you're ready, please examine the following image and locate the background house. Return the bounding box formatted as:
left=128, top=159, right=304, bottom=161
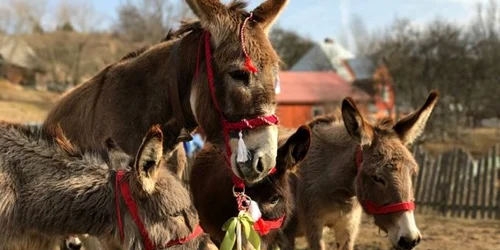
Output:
left=276, top=71, right=370, bottom=128
left=0, top=36, right=45, bottom=87
left=289, top=38, right=397, bottom=122
left=343, top=57, right=396, bottom=120
left=290, top=38, right=354, bottom=81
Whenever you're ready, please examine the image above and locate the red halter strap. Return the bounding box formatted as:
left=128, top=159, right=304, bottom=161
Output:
left=253, top=215, right=286, bottom=236
left=355, top=146, right=415, bottom=215
left=115, top=171, right=203, bottom=249
left=196, top=30, right=279, bottom=190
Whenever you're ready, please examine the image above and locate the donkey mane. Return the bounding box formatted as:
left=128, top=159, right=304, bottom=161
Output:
left=308, top=111, right=399, bottom=136
left=0, top=122, right=112, bottom=162
left=306, top=110, right=342, bottom=129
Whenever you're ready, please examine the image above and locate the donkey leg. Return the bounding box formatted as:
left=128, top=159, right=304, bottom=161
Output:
left=332, top=204, right=362, bottom=250
left=281, top=214, right=299, bottom=250
left=303, top=216, right=326, bottom=250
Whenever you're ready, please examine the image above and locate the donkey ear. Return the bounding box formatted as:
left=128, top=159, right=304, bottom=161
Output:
left=393, top=90, right=439, bottom=146
left=134, top=125, right=164, bottom=194
left=341, top=97, right=374, bottom=146
left=252, top=0, right=289, bottom=34
left=185, top=0, right=226, bottom=23
left=277, top=125, right=311, bottom=173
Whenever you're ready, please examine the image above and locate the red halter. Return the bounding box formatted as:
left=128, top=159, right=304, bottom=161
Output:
left=114, top=171, right=204, bottom=249
left=197, top=31, right=279, bottom=189
left=254, top=216, right=286, bottom=236
left=355, top=146, right=415, bottom=214
left=194, top=13, right=283, bottom=235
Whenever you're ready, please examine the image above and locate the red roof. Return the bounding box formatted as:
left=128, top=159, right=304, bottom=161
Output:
left=277, top=71, right=370, bottom=104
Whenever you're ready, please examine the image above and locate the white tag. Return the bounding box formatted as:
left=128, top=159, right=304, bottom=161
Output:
left=248, top=200, right=262, bottom=221
left=275, top=75, right=281, bottom=94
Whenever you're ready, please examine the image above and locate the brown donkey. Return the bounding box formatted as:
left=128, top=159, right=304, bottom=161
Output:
left=283, top=91, right=439, bottom=250
left=0, top=123, right=215, bottom=250
left=190, top=126, right=311, bottom=249
left=44, top=0, right=288, bottom=184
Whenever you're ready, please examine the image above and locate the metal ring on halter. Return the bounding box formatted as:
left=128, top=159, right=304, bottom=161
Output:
left=232, top=185, right=246, bottom=197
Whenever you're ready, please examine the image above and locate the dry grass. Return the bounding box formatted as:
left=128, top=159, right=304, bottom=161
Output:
left=295, top=214, right=500, bottom=250
left=0, top=79, right=60, bottom=123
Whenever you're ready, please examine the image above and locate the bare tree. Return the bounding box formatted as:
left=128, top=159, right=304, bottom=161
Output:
left=369, top=1, right=500, bottom=141
left=54, top=0, right=102, bottom=33
left=4, top=0, right=47, bottom=34
left=269, top=26, right=314, bottom=69
left=114, top=0, right=193, bottom=43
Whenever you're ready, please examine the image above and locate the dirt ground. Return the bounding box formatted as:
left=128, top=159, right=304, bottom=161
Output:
left=294, top=213, right=500, bottom=250
left=0, top=80, right=59, bottom=123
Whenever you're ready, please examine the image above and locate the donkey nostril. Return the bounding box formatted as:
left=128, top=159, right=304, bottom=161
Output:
left=255, top=157, right=264, bottom=173
left=416, top=235, right=421, bottom=245
left=67, top=243, right=82, bottom=250
left=398, top=237, right=411, bottom=249
left=398, top=236, right=420, bottom=250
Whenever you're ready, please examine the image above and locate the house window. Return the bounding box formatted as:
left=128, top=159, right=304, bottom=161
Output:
left=312, top=106, right=325, bottom=117
left=382, top=85, right=390, bottom=103
left=368, top=103, right=378, bottom=113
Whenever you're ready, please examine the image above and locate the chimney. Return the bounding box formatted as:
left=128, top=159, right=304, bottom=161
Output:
left=324, top=37, right=334, bottom=44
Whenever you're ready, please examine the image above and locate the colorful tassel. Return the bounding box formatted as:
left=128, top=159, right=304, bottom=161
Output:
left=236, top=131, right=250, bottom=163
left=244, top=56, right=258, bottom=73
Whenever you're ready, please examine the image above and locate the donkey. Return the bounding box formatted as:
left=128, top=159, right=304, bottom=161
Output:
left=190, top=125, right=311, bottom=249
left=44, top=0, right=288, bottom=185
left=283, top=91, right=439, bottom=250
left=0, top=123, right=215, bottom=250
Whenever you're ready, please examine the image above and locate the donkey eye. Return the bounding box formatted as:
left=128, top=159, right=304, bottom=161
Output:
left=372, top=175, right=386, bottom=186
left=229, top=70, right=249, bottom=83
left=269, top=195, right=280, bottom=205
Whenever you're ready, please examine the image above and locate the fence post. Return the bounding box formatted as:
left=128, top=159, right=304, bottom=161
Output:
left=415, top=147, right=426, bottom=203
left=451, top=150, right=466, bottom=217
left=481, top=151, right=489, bottom=219
left=495, top=144, right=500, bottom=220
left=488, top=147, right=496, bottom=219
left=472, top=159, right=482, bottom=219
left=438, top=152, right=452, bottom=216
left=419, top=151, right=434, bottom=213
left=429, top=154, right=442, bottom=213
left=465, top=157, right=474, bottom=219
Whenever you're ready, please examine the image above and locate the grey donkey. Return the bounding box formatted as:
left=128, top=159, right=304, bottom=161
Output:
left=0, top=122, right=216, bottom=250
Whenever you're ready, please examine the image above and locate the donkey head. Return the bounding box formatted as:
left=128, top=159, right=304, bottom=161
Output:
left=187, top=0, right=288, bottom=183
left=341, top=91, right=439, bottom=250
left=109, top=126, right=208, bottom=249
left=245, top=125, right=310, bottom=226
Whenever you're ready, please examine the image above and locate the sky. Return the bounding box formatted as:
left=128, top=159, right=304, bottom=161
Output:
left=35, top=0, right=500, bottom=51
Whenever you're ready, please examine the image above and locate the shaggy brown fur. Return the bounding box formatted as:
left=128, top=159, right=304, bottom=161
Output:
left=190, top=125, right=310, bottom=249
left=44, top=0, right=288, bottom=184
left=0, top=123, right=214, bottom=250
left=282, top=91, right=439, bottom=250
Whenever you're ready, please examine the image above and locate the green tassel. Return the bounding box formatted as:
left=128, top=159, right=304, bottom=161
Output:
left=221, top=211, right=261, bottom=250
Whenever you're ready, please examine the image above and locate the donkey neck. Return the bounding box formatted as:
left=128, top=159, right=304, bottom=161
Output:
left=308, top=123, right=360, bottom=196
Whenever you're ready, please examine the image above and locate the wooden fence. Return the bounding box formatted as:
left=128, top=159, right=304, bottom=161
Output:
left=412, top=144, right=500, bottom=220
